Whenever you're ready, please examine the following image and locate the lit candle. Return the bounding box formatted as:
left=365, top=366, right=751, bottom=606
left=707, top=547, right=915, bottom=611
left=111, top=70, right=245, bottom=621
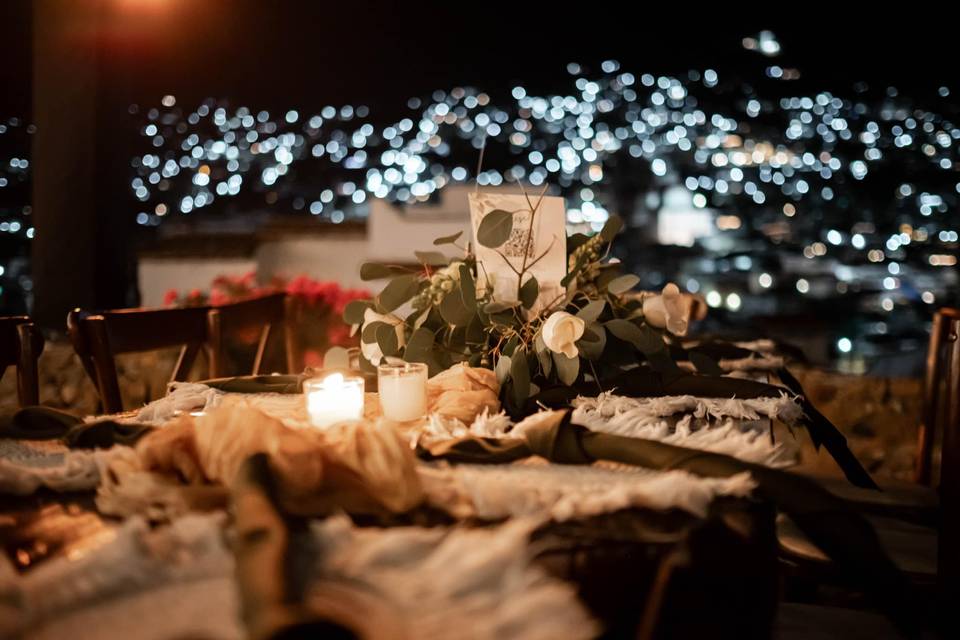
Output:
left=378, top=362, right=428, bottom=422
left=303, top=373, right=365, bottom=428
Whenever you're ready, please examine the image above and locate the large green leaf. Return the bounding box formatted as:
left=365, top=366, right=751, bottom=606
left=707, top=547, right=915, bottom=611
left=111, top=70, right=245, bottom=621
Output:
left=553, top=352, right=580, bottom=385
left=360, top=262, right=401, bottom=281
left=476, top=209, right=514, bottom=248
left=465, top=313, right=485, bottom=343
left=635, top=324, right=669, bottom=354
left=440, top=289, right=473, bottom=326
left=414, top=250, right=449, bottom=266
left=599, top=213, right=624, bottom=241
left=495, top=354, right=512, bottom=385
left=378, top=274, right=420, bottom=312
left=534, top=334, right=552, bottom=377
left=578, top=324, right=607, bottom=360
left=483, top=300, right=519, bottom=314
left=576, top=300, right=606, bottom=323
left=459, top=264, right=477, bottom=312
left=362, top=321, right=386, bottom=344
left=605, top=318, right=647, bottom=348
left=519, top=276, right=539, bottom=309
left=433, top=231, right=463, bottom=246
left=376, top=323, right=400, bottom=357
left=607, top=274, right=641, bottom=295
left=403, top=327, right=435, bottom=363
left=343, top=299, right=372, bottom=325
left=510, top=350, right=531, bottom=405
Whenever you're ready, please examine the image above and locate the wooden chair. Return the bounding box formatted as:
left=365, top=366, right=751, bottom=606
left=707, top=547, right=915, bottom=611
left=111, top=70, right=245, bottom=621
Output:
left=778, top=308, right=960, bottom=636
left=67, top=306, right=209, bottom=413
left=206, top=293, right=290, bottom=377
left=0, top=315, right=45, bottom=406
left=915, top=306, right=960, bottom=485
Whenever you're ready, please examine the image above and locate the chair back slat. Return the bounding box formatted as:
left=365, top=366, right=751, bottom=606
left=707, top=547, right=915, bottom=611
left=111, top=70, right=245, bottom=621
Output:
left=938, top=316, right=960, bottom=601
left=1, top=315, right=45, bottom=406
left=207, top=293, right=290, bottom=377
left=67, top=306, right=209, bottom=413
left=916, top=307, right=960, bottom=485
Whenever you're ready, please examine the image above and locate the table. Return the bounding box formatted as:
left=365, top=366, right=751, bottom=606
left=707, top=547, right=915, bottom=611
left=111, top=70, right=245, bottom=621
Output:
left=1, top=384, right=788, bottom=639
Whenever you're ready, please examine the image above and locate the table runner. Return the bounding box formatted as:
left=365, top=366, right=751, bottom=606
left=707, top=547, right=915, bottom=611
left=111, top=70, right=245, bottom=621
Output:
left=2, top=512, right=597, bottom=640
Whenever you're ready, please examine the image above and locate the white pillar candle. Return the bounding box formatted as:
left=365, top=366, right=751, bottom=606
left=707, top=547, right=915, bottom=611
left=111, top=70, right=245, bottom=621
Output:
left=378, top=362, right=428, bottom=422
left=304, top=373, right=365, bottom=428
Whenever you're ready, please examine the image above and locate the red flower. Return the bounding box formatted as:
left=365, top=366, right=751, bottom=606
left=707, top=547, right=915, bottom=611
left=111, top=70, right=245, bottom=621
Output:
left=208, top=289, right=231, bottom=306
left=163, top=289, right=179, bottom=306
left=303, top=349, right=324, bottom=368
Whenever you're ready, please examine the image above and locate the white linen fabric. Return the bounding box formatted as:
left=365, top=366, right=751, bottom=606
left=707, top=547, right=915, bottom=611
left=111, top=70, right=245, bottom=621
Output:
left=419, top=458, right=755, bottom=521
left=0, top=440, right=131, bottom=495
left=2, top=513, right=597, bottom=640
left=571, top=392, right=802, bottom=467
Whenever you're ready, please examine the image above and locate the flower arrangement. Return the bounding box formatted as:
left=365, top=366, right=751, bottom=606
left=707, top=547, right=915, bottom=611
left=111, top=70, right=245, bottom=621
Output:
left=343, top=192, right=701, bottom=411
left=164, top=272, right=370, bottom=366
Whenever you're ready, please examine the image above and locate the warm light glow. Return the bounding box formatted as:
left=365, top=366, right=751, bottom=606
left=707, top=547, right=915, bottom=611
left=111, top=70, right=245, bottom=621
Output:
left=304, top=373, right=364, bottom=428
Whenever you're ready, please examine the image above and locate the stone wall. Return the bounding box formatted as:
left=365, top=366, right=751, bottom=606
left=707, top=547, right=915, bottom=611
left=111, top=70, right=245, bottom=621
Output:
left=1, top=346, right=923, bottom=482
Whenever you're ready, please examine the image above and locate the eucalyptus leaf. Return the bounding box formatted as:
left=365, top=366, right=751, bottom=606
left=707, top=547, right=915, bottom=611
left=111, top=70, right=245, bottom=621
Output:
left=403, top=327, right=435, bottom=363
left=503, top=336, right=519, bottom=358
left=362, top=321, right=386, bottom=344
left=636, top=324, right=668, bottom=354
left=360, top=263, right=401, bottom=281
left=519, top=276, right=539, bottom=309
left=477, top=209, right=514, bottom=248
left=510, top=350, right=531, bottom=405
left=607, top=274, right=641, bottom=295
left=495, top=354, right=512, bottom=385
left=553, top=352, right=580, bottom=386
left=343, top=300, right=372, bottom=325
left=378, top=274, right=420, bottom=312
left=440, top=289, right=473, bottom=326
left=483, top=300, right=519, bottom=314
left=599, top=213, right=624, bottom=241
left=576, top=300, right=606, bottom=323
left=414, top=250, right=449, bottom=266
left=433, top=231, right=463, bottom=246
left=465, top=313, right=485, bottom=343
left=535, top=334, right=553, bottom=376
left=580, top=327, right=601, bottom=342
left=323, top=346, right=350, bottom=370
left=412, top=307, right=430, bottom=330
left=376, top=323, right=400, bottom=357
left=605, top=318, right=646, bottom=348
left=459, top=264, right=476, bottom=312
left=578, top=324, right=607, bottom=360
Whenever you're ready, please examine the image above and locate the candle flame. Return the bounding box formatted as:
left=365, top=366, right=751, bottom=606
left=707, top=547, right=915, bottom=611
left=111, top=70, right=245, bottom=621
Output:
left=323, top=372, right=345, bottom=387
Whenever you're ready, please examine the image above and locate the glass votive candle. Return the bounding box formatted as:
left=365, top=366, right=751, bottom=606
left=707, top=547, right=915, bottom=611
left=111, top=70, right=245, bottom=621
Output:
left=377, top=362, right=428, bottom=422
left=303, top=372, right=365, bottom=428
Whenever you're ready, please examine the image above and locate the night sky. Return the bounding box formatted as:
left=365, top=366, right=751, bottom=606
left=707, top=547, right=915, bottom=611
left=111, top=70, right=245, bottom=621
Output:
left=3, top=2, right=959, bottom=118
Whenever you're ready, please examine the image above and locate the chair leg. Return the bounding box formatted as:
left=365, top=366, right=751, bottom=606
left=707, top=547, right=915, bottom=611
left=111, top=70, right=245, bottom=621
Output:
left=88, top=318, right=123, bottom=414
left=16, top=323, right=41, bottom=406
left=284, top=297, right=301, bottom=374
left=207, top=311, right=223, bottom=378
left=252, top=325, right=271, bottom=375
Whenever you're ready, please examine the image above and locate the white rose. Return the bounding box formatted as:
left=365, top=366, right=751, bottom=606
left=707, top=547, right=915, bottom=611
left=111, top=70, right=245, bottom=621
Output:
left=642, top=282, right=690, bottom=336
left=541, top=311, right=586, bottom=359
left=359, top=308, right=406, bottom=364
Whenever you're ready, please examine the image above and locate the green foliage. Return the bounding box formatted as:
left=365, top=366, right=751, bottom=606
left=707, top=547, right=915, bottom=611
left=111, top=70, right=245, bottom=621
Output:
left=343, top=198, right=677, bottom=404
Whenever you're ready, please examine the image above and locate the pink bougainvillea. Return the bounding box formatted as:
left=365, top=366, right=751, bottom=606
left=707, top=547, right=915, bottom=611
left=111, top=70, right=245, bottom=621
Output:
left=163, top=271, right=370, bottom=361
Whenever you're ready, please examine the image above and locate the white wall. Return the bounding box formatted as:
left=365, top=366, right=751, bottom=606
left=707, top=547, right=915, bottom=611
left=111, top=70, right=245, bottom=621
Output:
left=138, top=258, right=257, bottom=307
left=138, top=186, right=523, bottom=303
